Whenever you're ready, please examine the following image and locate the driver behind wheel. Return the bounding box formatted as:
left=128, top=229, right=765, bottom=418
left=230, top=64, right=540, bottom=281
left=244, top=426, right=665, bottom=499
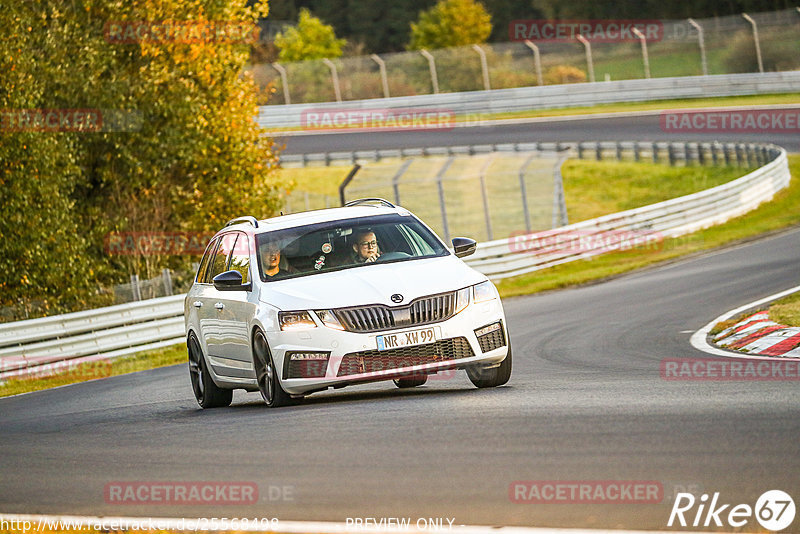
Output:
left=352, top=228, right=381, bottom=263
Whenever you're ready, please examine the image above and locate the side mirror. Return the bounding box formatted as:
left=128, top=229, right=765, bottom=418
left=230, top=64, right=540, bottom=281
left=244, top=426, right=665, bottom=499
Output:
left=452, top=237, right=477, bottom=258
left=213, top=270, right=252, bottom=292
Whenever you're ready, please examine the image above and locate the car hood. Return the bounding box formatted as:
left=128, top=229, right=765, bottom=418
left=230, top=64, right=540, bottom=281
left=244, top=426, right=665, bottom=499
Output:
left=258, top=255, right=486, bottom=310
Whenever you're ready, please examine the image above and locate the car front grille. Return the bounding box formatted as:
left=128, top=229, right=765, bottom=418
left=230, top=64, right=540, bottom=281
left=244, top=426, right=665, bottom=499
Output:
left=336, top=337, right=474, bottom=377
left=335, top=291, right=457, bottom=333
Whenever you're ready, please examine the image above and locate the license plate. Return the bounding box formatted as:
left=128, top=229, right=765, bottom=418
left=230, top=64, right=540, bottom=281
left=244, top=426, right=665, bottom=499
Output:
left=376, top=327, right=437, bottom=351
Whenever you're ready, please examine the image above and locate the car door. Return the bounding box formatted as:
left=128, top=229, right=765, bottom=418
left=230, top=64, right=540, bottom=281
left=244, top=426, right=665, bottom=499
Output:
left=204, top=232, right=257, bottom=380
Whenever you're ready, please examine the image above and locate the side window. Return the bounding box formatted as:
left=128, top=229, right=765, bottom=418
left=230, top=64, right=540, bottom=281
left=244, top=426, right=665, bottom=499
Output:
left=196, top=237, right=218, bottom=284
left=208, top=233, right=238, bottom=280
left=228, top=232, right=251, bottom=284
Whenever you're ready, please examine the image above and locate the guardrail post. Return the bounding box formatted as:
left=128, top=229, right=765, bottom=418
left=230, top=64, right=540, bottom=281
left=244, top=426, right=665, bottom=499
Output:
left=523, top=40, right=544, bottom=86
left=746, top=144, right=755, bottom=167
left=668, top=144, right=676, bottom=166
left=479, top=156, right=494, bottom=240
left=391, top=159, right=413, bottom=206
left=161, top=269, right=173, bottom=296
left=271, top=63, right=291, bottom=105
left=436, top=156, right=454, bottom=242
left=742, top=14, right=764, bottom=74
left=576, top=35, right=596, bottom=83
left=698, top=143, right=706, bottom=166
left=723, top=144, right=731, bottom=166
left=652, top=142, right=659, bottom=163
left=130, top=274, right=141, bottom=302
left=370, top=54, right=390, bottom=99
left=616, top=142, right=623, bottom=161
left=339, top=164, right=361, bottom=206
left=735, top=144, right=744, bottom=167
left=631, top=27, right=651, bottom=79
left=711, top=143, right=718, bottom=166
left=595, top=142, right=602, bottom=161
left=420, top=50, right=440, bottom=94
left=472, top=44, right=491, bottom=91
left=577, top=142, right=584, bottom=159
left=322, top=58, right=342, bottom=102
left=684, top=142, right=692, bottom=166
left=633, top=141, right=641, bottom=162
left=518, top=154, right=537, bottom=232
left=687, top=18, right=709, bottom=76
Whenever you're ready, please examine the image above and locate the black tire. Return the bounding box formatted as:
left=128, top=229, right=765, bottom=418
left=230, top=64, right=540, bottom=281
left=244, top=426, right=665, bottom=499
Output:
left=188, top=334, right=233, bottom=408
left=253, top=330, right=294, bottom=408
left=393, top=375, right=428, bottom=388
left=467, top=345, right=512, bottom=388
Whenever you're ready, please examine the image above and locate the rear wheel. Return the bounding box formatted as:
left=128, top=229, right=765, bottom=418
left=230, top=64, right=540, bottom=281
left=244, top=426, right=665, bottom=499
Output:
left=393, top=375, right=427, bottom=388
left=188, top=334, right=233, bottom=408
left=467, top=345, right=512, bottom=388
left=253, top=330, right=294, bottom=408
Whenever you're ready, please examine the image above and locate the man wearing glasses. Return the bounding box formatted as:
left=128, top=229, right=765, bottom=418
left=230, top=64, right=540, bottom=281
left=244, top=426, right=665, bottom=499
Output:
left=351, top=228, right=382, bottom=264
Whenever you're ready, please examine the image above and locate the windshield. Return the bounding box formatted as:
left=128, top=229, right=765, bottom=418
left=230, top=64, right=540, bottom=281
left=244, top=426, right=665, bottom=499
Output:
left=255, top=213, right=449, bottom=281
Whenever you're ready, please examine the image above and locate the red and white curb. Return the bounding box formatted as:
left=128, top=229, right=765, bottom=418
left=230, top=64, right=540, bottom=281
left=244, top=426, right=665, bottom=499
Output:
left=691, top=285, right=800, bottom=360
left=0, top=513, right=707, bottom=534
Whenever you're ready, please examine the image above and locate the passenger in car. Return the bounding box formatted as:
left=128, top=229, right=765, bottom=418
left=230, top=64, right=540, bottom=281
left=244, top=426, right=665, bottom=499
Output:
left=260, top=242, right=296, bottom=279
left=351, top=228, right=382, bottom=263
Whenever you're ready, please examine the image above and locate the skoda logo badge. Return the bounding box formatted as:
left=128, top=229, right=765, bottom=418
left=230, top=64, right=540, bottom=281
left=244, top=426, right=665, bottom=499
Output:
left=391, top=293, right=404, bottom=304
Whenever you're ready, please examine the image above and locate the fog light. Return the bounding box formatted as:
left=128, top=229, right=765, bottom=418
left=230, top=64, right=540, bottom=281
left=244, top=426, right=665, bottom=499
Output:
left=285, top=352, right=330, bottom=379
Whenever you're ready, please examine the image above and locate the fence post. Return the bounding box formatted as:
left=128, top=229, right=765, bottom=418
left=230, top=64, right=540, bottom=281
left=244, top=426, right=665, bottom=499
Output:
left=684, top=142, right=692, bottom=166
left=472, top=44, right=491, bottom=91
left=687, top=18, right=708, bottom=75
left=711, top=143, right=719, bottom=166
left=436, top=156, right=454, bottom=242
left=479, top=156, right=494, bottom=241
left=370, top=54, right=390, bottom=99
left=162, top=269, right=173, bottom=296
left=271, top=63, right=291, bottom=105
left=631, top=27, right=651, bottom=79
left=724, top=144, right=731, bottom=166
left=322, top=58, right=342, bottom=102
left=741, top=14, right=764, bottom=73
left=552, top=153, right=569, bottom=228
left=391, top=159, right=414, bottom=206
left=576, top=34, right=596, bottom=83
left=633, top=141, right=641, bottom=162
left=518, top=154, right=537, bottom=233
left=523, top=40, right=544, bottom=86
left=668, top=144, right=676, bottom=166
left=420, top=49, right=440, bottom=94
left=616, top=142, right=623, bottom=161
left=577, top=142, right=584, bottom=159
left=339, top=164, right=361, bottom=206
left=595, top=142, right=602, bottom=161
left=735, top=144, right=744, bottom=167
left=130, top=274, right=141, bottom=302
left=652, top=142, right=659, bottom=163
left=698, top=143, right=706, bottom=166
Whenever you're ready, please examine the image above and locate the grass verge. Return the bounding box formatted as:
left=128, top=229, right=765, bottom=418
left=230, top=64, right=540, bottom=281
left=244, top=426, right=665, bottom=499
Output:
left=768, top=292, right=800, bottom=327
left=496, top=155, right=800, bottom=298
left=0, top=344, right=186, bottom=398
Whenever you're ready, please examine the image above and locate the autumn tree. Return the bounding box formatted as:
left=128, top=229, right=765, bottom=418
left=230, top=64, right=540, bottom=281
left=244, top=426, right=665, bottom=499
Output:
left=408, top=0, right=492, bottom=50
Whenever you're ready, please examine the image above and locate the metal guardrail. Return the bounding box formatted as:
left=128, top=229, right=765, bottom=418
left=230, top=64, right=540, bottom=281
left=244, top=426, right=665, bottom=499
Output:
left=258, top=72, right=800, bottom=129
left=469, top=141, right=789, bottom=279
left=0, top=140, right=789, bottom=380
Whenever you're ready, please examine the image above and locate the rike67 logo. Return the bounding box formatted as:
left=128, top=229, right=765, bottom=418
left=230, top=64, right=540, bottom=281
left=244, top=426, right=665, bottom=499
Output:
left=668, top=490, right=795, bottom=531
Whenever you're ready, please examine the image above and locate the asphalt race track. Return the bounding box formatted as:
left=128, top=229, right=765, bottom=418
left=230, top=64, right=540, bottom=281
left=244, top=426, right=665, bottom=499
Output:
left=1, top=226, right=799, bottom=530
left=1, top=110, right=799, bottom=530
left=276, top=107, right=800, bottom=155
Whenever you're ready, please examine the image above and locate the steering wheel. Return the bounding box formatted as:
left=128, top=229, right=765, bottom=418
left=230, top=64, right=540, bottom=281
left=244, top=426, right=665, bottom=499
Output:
left=375, top=251, right=411, bottom=262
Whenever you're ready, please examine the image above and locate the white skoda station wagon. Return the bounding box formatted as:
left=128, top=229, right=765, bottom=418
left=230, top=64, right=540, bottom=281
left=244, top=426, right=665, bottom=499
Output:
left=184, top=199, right=511, bottom=408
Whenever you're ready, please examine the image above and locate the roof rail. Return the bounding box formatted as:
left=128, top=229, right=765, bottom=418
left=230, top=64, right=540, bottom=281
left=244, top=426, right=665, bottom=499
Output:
left=344, top=198, right=396, bottom=209
left=225, top=216, right=259, bottom=228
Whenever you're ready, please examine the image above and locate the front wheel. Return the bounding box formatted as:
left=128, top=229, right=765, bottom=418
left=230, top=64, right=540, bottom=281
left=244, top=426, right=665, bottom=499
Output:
left=253, top=330, right=294, bottom=408
left=467, top=345, right=512, bottom=388
left=188, top=334, right=233, bottom=408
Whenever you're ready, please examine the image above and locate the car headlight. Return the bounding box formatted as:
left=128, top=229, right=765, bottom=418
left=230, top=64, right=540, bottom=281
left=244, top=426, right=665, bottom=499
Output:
left=314, top=309, right=344, bottom=330
left=473, top=280, right=497, bottom=303
left=454, top=287, right=471, bottom=315
left=279, top=311, right=317, bottom=331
